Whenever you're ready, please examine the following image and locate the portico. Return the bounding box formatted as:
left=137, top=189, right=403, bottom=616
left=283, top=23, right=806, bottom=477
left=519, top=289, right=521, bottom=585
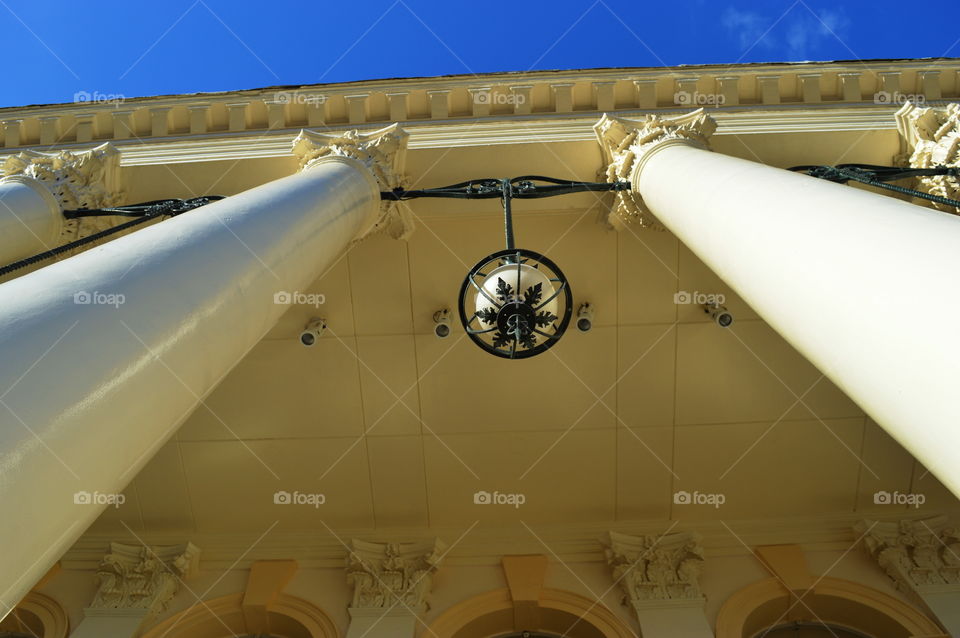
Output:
left=0, top=60, right=958, bottom=638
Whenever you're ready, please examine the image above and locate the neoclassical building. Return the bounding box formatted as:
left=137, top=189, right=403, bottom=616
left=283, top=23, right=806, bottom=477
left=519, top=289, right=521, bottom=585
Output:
left=0, top=59, right=959, bottom=638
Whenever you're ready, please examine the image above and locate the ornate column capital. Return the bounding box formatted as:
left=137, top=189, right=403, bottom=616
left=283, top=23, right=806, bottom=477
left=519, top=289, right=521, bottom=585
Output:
left=88, top=542, right=200, bottom=620
left=594, top=110, right=716, bottom=229
left=895, top=102, right=960, bottom=213
left=1, top=142, right=124, bottom=245
left=2, top=142, right=122, bottom=210
left=605, top=530, right=706, bottom=607
left=856, top=517, right=960, bottom=597
left=292, top=123, right=411, bottom=240
left=345, top=538, right=446, bottom=612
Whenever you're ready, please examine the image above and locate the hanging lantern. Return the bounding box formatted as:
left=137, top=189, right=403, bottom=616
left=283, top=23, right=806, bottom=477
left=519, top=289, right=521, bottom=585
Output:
left=459, top=248, right=572, bottom=359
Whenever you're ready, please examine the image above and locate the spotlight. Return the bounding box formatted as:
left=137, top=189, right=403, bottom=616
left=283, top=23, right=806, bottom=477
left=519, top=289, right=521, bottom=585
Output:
left=299, top=318, right=326, bottom=346
left=433, top=309, right=451, bottom=338
left=702, top=303, right=733, bottom=328
left=576, top=303, right=593, bottom=332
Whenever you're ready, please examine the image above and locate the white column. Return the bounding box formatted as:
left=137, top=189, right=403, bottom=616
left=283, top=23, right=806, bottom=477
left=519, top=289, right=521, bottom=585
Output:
left=0, top=176, right=61, bottom=261
left=596, top=110, right=960, bottom=500
left=345, top=539, right=445, bottom=638
left=0, top=124, right=407, bottom=617
left=0, top=143, right=120, bottom=264
left=606, top=531, right=712, bottom=638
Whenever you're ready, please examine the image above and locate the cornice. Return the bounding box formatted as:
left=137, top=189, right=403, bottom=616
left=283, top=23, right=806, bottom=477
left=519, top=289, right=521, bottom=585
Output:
left=15, top=105, right=928, bottom=169
left=59, top=510, right=960, bottom=571
left=0, top=60, right=955, bottom=152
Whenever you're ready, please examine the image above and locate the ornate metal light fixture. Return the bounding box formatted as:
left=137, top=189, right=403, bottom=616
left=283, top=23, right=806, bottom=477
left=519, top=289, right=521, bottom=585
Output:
left=383, top=176, right=629, bottom=359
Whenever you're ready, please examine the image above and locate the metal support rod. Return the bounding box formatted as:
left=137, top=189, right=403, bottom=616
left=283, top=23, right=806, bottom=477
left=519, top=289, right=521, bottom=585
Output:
left=502, top=177, right=515, bottom=251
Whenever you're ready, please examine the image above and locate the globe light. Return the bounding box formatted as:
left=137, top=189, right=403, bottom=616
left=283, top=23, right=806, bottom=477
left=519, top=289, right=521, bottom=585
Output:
left=459, top=249, right=572, bottom=359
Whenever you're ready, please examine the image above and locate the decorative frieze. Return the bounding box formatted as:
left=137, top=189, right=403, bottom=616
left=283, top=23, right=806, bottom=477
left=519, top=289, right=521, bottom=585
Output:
left=345, top=539, right=445, bottom=610
left=89, top=542, right=200, bottom=617
left=292, top=124, right=410, bottom=239
left=605, top=530, right=706, bottom=604
left=895, top=102, right=960, bottom=212
left=856, top=517, right=960, bottom=595
left=594, top=110, right=716, bottom=228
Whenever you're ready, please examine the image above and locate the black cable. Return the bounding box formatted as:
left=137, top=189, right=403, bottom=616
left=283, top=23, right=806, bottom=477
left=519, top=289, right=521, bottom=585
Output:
left=0, top=196, right=224, bottom=277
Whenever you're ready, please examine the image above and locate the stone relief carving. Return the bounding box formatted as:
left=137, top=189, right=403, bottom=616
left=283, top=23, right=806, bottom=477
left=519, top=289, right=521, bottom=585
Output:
left=345, top=538, right=445, bottom=610
left=856, top=517, right=960, bottom=595
left=89, top=542, right=199, bottom=617
left=2, top=142, right=124, bottom=246
left=594, top=110, right=716, bottom=229
left=605, top=530, right=705, bottom=604
left=292, top=124, right=411, bottom=240
left=895, top=101, right=960, bottom=212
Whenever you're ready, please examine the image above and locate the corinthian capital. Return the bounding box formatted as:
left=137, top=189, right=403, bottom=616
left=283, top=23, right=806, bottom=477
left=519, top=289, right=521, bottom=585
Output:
left=345, top=538, right=445, bottom=611
left=594, top=110, right=716, bottom=229
left=2, top=142, right=124, bottom=245
left=2, top=142, right=122, bottom=210
left=605, top=530, right=705, bottom=606
left=856, top=517, right=960, bottom=598
left=292, top=124, right=411, bottom=239
left=895, top=102, right=960, bottom=212
left=89, top=542, right=200, bottom=619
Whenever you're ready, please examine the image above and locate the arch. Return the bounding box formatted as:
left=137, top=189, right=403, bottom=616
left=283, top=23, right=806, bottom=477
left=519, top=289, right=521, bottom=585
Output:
left=140, top=592, right=338, bottom=638
left=425, top=587, right=635, bottom=638
left=715, top=577, right=942, bottom=638
left=0, top=593, right=69, bottom=638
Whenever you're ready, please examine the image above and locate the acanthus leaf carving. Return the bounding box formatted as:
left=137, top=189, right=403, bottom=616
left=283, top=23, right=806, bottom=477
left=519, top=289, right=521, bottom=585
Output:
left=1, top=142, right=124, bottom=245
left=856, top=517, right=960, bottom=597
left=89, top=542, right=200, bottom=619
left=605, top=530, right=705, bottom=605
left=895, top=101, right=960, bottom=213
left=594, top=110, right=716, bottom=230
left=292, top=124, right=411, bottom=240
left=345, top=538, right=445, bottom=611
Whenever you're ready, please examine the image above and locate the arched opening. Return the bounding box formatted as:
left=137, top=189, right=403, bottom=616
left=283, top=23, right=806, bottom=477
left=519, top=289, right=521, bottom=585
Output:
left=426, top=588, right=634, bottom=638
left=140, top=593, right=338, bottom=638
left=0, top=593, right=68, bottom=638
left=716, top=577, right=942, bottom=638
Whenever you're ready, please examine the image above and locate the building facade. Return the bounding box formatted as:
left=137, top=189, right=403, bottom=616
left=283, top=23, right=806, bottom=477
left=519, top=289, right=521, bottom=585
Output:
left=1, top=59, right=960, bottom=638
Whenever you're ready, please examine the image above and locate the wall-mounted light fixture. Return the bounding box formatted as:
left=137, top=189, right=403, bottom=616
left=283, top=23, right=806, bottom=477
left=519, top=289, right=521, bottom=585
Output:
left=702, top=303, right=733, bottom=328
left=433, top=309, right=452, bottom=338
left=299, top=318, right=326, bottom=346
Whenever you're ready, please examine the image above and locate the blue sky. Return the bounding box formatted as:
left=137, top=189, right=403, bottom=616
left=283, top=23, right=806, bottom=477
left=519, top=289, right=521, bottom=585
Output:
left=3, top=0, right=958, bottom=108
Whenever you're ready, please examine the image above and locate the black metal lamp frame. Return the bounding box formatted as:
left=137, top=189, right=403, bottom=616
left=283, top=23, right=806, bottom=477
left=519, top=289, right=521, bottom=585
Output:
left=383, top=176, right=629, bottom=359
